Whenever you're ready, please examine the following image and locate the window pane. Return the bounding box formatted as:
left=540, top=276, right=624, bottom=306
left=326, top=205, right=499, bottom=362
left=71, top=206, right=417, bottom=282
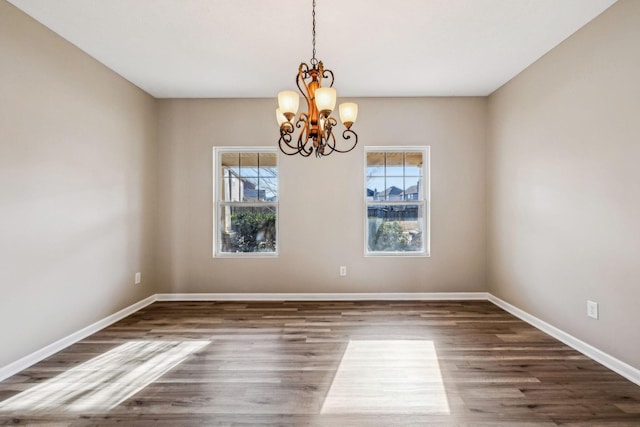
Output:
left=259, top=152, right=277, bottom=171
left=219, top=205, right=277, bottom=253
left=385, top=177, right=404, bottom=201
left=260, top=177, right=278, bottom=201
left=366, top=177, right=386, bottom=201
left=221, top=177, right=241, bottom=202
left=367, top=204, right=423, bottom=252
left=239, top=152, right=259, bottom=178
left=366, top=151, right=385, bottom=179
left=240, top=177, right=260, bottom=201
left=216, top=149, right=279, bottom=257
left=385, top=152, right=404, bottom=177
left=366, top=152, right=385, bottom=169
left=405, top=152, right=423, bottom=177
left=220, top=153, right=239, bottom=177
left=403, top=177, right=422, bottom=201
left=366, top=165, right=385, bottom=179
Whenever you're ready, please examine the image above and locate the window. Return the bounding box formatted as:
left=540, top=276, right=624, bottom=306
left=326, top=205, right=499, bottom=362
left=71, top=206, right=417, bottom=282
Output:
left=213, top=148, right=278, bottom=256
left=365, top=147, right=430, bottom=256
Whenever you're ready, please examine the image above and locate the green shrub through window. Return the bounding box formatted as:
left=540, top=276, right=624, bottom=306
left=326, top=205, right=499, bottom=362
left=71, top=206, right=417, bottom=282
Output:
left=215, top=149, right=278, bottom=256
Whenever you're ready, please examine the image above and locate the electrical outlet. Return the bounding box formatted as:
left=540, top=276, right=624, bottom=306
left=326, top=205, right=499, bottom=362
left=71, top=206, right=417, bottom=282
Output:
left=135, top=272, right=141, bottom=285
left=587, top=300, right=598, bottom=319
left=339, top=266, right=347, bottom=277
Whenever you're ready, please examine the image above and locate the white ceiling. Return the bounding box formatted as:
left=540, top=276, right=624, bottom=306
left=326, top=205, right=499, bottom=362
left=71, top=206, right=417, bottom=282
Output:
left=8, top=0, right=617, bottom=98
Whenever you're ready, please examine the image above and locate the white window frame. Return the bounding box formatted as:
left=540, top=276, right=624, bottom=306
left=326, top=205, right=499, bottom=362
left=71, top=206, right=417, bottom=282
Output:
left=364, top=146, right=430, bottom=257
left=213, top=147, right=279, bottom=258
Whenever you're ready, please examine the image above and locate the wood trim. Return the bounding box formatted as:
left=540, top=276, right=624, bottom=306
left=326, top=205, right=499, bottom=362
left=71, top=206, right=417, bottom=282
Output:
left=488, top=294, right=640, bottom=387
left=0, top=295, right=157, bottom=382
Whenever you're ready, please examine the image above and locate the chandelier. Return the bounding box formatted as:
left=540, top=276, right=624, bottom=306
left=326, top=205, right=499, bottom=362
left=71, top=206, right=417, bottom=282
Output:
left=276, top=0, right=358, bottom=158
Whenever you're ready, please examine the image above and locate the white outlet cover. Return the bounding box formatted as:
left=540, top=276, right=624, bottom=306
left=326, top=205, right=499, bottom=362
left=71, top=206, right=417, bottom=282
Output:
left=587, top=300, right=598, bottom=319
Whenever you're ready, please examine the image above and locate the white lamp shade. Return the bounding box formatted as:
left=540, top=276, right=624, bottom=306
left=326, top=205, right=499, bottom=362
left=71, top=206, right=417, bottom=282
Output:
left=339, top=102, right=358, bottom=125
left=275, top=108, right=287, bottom=126
left=278, top=91, right=299, bottom=116
left=315, top=87, right=337, bottom=113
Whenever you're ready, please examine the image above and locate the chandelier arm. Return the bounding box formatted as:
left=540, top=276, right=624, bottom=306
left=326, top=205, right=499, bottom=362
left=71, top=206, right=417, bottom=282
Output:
left=298, top=63, right=310, bottom=82
left=296, top=112, right=308, bottom=123
left=322, top=68, right=334, bottom=88
left=293, top=113, right=313, bottom=157
left=323, top=116, right=337, bottom=146
left=295, top=112, right=309, bottom=132
left=278, top=114, right=310, bottom=156
left=297, top=129, right=313, bottom=157
left=322, top=127, right=337, bottom=158
left=278, top=128, right=302, bottom=156
left=279, top=123, right=310, bottom=156
left=331, top=128, right=359, bottom=154
left=296, top=65, right=314, bottom=114
left=312, top=117, right=331, bottom=158
left=320, top=117, right=338, bottom=156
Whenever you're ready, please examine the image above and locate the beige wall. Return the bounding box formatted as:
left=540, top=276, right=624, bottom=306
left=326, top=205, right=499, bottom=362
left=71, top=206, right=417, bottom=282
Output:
left=487, top=0, right=640, bottom=368
left=157, top=97, right=487, bottom=293
left=0, top=1, right=158, bottom=367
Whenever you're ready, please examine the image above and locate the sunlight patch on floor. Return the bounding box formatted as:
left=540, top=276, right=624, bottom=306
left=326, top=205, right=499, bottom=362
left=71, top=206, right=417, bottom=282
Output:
left=0, top=340, right=209, bottom=412
left=321, top=340, right=450, bottom=414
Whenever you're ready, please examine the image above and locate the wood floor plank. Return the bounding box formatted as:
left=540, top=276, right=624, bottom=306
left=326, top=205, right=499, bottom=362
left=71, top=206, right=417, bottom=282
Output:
left=0, top=300, right=638, bottom=426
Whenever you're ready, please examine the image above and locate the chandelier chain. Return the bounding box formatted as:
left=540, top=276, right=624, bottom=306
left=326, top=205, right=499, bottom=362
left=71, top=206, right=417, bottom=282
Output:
left=311, top=0, right=317, bottom=66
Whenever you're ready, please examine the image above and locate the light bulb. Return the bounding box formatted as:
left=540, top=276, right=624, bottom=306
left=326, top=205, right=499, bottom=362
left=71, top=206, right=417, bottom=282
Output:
left=277, top=91, right=299, bottom=120
left=315, top=87, right=337, bottom=115
left=339, top=103, right=358, bottom=129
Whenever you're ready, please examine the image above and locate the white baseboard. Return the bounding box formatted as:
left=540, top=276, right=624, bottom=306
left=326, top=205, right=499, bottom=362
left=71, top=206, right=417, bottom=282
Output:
left=0, top=295, right=157, bottom=382
left=155, top=292, right=490, bottom=301
left=2, top=292, right=638, bottom=388
left=488, top=294, right=640, bottom=387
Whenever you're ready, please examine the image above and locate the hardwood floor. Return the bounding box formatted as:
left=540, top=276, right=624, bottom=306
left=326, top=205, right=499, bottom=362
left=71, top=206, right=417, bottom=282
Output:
left=0, top=301, right=639, bottom=426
